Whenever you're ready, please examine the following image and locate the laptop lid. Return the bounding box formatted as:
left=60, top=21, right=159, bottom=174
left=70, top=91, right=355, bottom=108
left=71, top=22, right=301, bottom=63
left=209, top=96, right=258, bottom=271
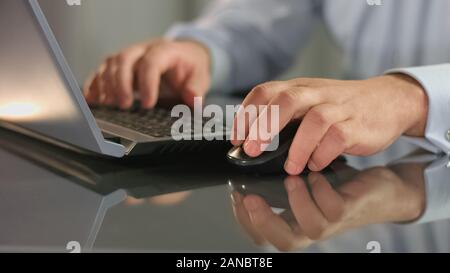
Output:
left=0, top=0, right=124, bottom=157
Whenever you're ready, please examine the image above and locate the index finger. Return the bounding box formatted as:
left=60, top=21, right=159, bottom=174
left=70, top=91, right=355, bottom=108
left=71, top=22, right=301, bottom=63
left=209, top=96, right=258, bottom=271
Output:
left=115, top=47, right=147, bottom=109
left=243, top=88, right=324, bottom=157
left=136, top=48, right=177, bottom=109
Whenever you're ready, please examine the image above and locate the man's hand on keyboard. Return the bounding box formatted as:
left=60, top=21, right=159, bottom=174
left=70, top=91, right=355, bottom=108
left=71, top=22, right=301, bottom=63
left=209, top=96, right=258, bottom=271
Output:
left=84, top=39, right=211, bottom=110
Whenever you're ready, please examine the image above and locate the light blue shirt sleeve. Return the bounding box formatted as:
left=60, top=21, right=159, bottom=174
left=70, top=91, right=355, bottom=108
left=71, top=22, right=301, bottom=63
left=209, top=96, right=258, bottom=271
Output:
left=412, top=156, right=450, bottom=224
left=389, top=154, right=450, bottom=224
left=165, top=0, right=320, bottom=93
left=386, top=64, right=450, bottom=155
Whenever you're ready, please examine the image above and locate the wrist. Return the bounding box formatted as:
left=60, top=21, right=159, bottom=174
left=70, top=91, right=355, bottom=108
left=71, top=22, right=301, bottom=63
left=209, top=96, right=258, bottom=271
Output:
left=174, top=39, right=213, bottom=94
left=177, top=39, right=211, bottom=64
left=390, top=164, right=426, bottom=223
left=387, top=74, right=429, bottom=137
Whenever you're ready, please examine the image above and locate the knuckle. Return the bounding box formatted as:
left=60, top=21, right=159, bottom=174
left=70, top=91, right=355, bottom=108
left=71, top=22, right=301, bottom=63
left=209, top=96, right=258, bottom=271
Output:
left=328, top=124, right=348, bottom=147
left=277, top=89, right=299, bottom=105
left=105, top=63, right=116, bottom=75
left=306, top=225, right=326, bottom=241
left=148, top=42, right=169, bottom=56
left=141, top=52, right=163, bottom=69
left=289, top=77, right=310, bottom=86
left=250, top=81, right=283, bottom=96
left=105, top=55, right=116, bottom=65
left=265, top=80, right=284, bottom=87
left=116, top=52, right=130, bottom=65
left=251, top=84, right=272, bottom=97
left=295, top=87, right=315, bottom=103
left=104, top=61, right=117, bottom=76
left=98, top=68, right=109, bottom=80
left=152, top=38, right=170, bottom=47
left=308, top=107, right=332, bottom=126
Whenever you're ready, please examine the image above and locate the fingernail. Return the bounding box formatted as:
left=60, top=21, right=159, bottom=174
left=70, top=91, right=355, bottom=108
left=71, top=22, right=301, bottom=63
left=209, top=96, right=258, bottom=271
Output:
left=244, top=197, right=260, bottom=211
left=308, top=174, right=319, bottom=185
left=308, top=161, right=318, bottom=171
left=285, top=179, right=297, bottom=192
left=230, top=132, right=243, bottom=146
left=231, top=192, right=243, bottom=205
left=285, top=160, right=300, bottom=175
left=244, top=141, right=259, bottom=156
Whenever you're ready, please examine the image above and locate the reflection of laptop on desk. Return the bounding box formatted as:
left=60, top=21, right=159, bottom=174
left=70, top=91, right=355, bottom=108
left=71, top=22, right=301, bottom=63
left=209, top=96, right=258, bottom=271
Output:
left=0, top=127, right=234, bottom=252
left=0, top=126, right=235, bottom=201
left=0, top=0, right=229, bottom=158
left=0, top=145, right=127, bottom=252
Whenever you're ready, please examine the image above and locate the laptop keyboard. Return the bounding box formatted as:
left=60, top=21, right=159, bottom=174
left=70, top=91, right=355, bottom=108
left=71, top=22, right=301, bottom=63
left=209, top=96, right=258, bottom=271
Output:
left=91, top=107, right=225, bottom=139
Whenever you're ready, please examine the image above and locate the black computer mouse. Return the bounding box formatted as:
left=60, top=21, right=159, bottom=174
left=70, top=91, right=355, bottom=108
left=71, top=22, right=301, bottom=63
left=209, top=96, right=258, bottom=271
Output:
left=227, top=122, right=300, bottom=174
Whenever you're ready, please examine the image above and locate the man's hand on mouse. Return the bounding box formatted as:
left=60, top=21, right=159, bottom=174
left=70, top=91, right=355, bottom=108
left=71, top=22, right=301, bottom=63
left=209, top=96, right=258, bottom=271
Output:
left=83, top=39, right=211, bottom=109
left=231, top=75, right=428, bottom=175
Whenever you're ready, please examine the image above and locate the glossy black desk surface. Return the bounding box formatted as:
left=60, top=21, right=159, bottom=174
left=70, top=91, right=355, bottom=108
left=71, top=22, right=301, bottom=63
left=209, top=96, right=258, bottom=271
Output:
left=0, top=127, right=449, bottom=253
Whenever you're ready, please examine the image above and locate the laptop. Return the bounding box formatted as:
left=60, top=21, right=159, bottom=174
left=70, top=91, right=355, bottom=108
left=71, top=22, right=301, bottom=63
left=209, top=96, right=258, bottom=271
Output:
left=0, top=0, right=229, bottom=158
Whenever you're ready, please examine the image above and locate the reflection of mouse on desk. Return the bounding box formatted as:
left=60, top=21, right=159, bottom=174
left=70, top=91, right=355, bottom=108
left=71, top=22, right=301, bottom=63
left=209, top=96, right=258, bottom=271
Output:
left=227, top=122, right=299, bottom=174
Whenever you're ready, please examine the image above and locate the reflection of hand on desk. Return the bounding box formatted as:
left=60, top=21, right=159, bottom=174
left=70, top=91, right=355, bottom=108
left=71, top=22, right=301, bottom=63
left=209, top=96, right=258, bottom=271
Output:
left=231, top=161, right=427, bottom=252
left=125, top=192, right=192, bottom=207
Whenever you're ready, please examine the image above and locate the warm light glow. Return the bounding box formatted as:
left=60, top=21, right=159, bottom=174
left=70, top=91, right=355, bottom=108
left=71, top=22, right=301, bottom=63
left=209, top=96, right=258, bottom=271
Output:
left=0, top=102, right=40, bottom=121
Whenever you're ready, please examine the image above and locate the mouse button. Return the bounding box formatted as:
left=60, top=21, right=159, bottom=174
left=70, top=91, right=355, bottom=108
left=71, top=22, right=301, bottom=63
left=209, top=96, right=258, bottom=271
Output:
left=279, top=122, right=300, bottom=141
left=263, top=130, right=294, bottom=154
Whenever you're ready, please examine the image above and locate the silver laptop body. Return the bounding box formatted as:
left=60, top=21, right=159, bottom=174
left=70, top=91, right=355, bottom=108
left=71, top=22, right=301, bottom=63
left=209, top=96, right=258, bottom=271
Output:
left=0, top=0, right=228, bottom=158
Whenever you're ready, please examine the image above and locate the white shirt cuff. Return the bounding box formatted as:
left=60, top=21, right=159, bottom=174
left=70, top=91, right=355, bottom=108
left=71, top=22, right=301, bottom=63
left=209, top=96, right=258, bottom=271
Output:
left=386, top=64, right=450, bottom=155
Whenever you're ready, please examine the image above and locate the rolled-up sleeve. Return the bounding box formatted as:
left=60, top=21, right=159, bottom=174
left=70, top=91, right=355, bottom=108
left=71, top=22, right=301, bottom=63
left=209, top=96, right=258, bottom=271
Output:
left=166, top=0, right=320, bottom=93
left=387, top=64, right=450, bottom=154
